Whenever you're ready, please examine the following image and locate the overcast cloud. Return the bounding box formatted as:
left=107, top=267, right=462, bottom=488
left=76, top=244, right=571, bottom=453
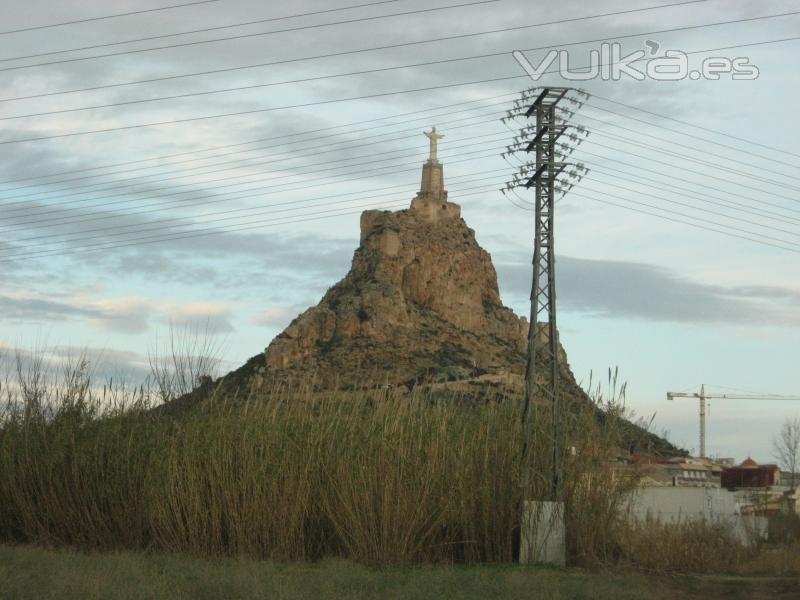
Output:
left=0, top=0, right=797, bottom=459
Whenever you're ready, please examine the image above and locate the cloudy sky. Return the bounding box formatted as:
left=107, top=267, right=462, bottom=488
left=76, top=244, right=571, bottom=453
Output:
left=0, top=0, right=798, bottom=460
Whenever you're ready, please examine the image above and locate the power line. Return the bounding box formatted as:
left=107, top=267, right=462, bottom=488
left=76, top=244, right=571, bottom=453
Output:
left=3, top=172, right=513, bottom=251
left=17, top=92, right=775, bottom=236
left=0, top=111, right=506, bottom=206
left=590, top=92, right=800, bottom=161
left=4, top=168, right=513, bottom=244
left=569, top=190, right=800, bottom=255
left=2, top=29, right=799, bottom=146
left=0, top=158, right=507, bottom=248
left=7, top=91, right=798, bottom=236
left=0, top=0, right=223, bottom=35
left=572, top=110, right=800, bottom=180
left=589, top=130, right=800, bottom=193
left=4, top=8, right=798, bottom=123
left=0, top=178, right=508, bottom=262
left=580, top=102, right=800, bottom=171
left=0, top=104, right=509, bottom=202
left=0, top=74, right=529, bottom=146
left=587, top=165, right=800, bottom=226
left=0, top=130, right=510, bottom=224
left=581, top=176, right=800, bottom=238
left=583, top=139, right=800, bottom=204
left=0, top=145, right=511, bottom=236
left=0, top=0, right=412, bottom=60
left=577, top=182, right=800, bottom=248
left=0, top=0, right=498, bottom=70
left=0, top=91, right=519, bottom=185
left=0, top=116, right=507, bottom=218
left=0, top=202, right=408, bottom=262
left=6, top=161, right=800, bottom=261
left=573, top=147, right=800, bottom=217
left=0, top=0, right=715, bottom=103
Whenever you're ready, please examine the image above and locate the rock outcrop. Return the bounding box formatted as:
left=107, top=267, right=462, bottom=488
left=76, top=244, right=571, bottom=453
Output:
left=263, top=195, right=531, bottom=388
left=252, top=129, right=579, bottom=390
left=205, top=132, right=686, bottom=456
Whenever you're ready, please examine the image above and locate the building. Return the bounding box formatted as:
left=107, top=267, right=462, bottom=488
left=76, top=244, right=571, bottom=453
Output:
left=721, top=457, right=781, bottom=489
left=630, top=455, right=722, bottom=488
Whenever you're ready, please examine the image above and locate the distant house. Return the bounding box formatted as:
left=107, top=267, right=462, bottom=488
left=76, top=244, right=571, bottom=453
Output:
left=630, top=455, right=721, bottom=488
left=721, top=458, right=781, bottom=489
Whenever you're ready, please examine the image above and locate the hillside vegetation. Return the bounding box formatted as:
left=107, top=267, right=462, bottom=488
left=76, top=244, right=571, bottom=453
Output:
left=0, top=352, right=796, bottom=574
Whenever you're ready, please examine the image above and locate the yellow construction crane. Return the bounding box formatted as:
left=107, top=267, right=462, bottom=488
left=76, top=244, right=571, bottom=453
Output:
left=666, top=385, right=800, bottom=458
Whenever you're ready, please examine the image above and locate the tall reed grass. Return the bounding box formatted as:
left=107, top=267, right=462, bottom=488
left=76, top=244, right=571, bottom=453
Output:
left=3, top=347, right=795, bottom=573
left=0, top=346, right=639, bottom=564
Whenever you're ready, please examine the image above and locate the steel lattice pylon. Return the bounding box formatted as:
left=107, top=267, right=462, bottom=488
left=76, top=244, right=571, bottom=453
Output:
left=520, top=88, right=571, bottom=499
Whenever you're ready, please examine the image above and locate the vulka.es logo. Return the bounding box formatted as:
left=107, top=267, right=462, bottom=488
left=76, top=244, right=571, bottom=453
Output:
left=513, top=41, right=760, bottom=82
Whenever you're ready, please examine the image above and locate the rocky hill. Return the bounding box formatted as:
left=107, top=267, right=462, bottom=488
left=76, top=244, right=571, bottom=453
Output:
left=260, top=198, right=534, bottom=389
left=212, top=139, right=684, bottom=457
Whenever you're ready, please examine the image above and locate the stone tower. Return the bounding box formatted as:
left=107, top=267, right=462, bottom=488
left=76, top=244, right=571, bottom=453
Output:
left=410, top=127, right=461, bottom=223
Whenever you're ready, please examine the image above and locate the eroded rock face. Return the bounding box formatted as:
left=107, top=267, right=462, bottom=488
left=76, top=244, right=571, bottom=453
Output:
left=263, top=196, right=534, bottom=388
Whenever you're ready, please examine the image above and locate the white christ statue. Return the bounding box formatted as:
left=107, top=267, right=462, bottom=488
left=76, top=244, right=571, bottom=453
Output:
left=424, top=127, right=445, bottom=162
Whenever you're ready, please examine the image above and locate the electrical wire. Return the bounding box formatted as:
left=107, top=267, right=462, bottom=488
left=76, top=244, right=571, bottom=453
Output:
left=0, top=121, right=508, bottom=218
left=3, top=7, right=798, bottom=123
left=571, top=110, right=800, bottom=181
left=590, top=92, right=800, bottom=162
left=0, top=92, right=520, bottom=187
left=581, top=176, right=800, bottom=238
left=0, top=147, right=512, bottom=245
left=5, top=168, right=513, bottom=244
left=579, top=103, right=800, bottom=171
left=3, top=174, right=513, bottom=252
left=586, top=164, right=800, bottom=225
left=0, top=0, right=497, bottom=69
left=0, top=0, right=223, bottom=35
left=0, top=130, right=510, bottom=226
left=0, top=105, right=509, bottom=203
left=570, top=148, right=800, bottom=217
left=3, top=31, right=799, bottom=146
left=0, top=178, right=508, bottom=262
left=582, top=139, right=799, bottom=204
left=0, top=0, right=714, bottom=102
left=19, top=174, right=793, bottom=265
left=588, top=130, right=800, bottom=193
left=574, top=187, right=800, bottom=251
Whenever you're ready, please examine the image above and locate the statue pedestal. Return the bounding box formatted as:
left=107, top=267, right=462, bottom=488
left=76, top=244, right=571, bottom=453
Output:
left=409, top=138, right=460, bottom=223
left=419, top=160, right=445, bottom=199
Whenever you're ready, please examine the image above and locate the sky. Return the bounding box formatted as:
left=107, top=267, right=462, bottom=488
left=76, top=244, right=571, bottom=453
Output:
left=0, top=0, right=798, bottom=461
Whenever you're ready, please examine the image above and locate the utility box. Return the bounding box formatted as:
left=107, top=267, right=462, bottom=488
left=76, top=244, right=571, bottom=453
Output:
left=519, top=500, right=566, bottom=566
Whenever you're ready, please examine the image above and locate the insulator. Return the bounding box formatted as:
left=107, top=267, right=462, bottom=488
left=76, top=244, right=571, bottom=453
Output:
left=556, top=143, right=574, bottom=154
left=565, top=97, right=585, bottom=110
left=558, top=107, right=576, bottom=119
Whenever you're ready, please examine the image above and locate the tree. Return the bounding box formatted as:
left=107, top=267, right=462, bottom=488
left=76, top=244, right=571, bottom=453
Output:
left=773, top=416, right=800, bottom=489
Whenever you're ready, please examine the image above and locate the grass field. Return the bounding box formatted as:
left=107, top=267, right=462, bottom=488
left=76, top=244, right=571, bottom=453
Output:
left=1, top=544, right=799, bottom=600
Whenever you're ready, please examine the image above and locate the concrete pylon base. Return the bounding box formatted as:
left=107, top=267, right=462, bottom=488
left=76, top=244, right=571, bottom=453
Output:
left=519, top=500, right=566, bottom=566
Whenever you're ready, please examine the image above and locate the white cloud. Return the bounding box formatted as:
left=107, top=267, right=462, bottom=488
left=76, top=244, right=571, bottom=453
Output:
left=161, top=301, right=235, bottom=333
left=250, top=306, right=298, bottom=329
left=89, top=296, right=153, bottom=334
